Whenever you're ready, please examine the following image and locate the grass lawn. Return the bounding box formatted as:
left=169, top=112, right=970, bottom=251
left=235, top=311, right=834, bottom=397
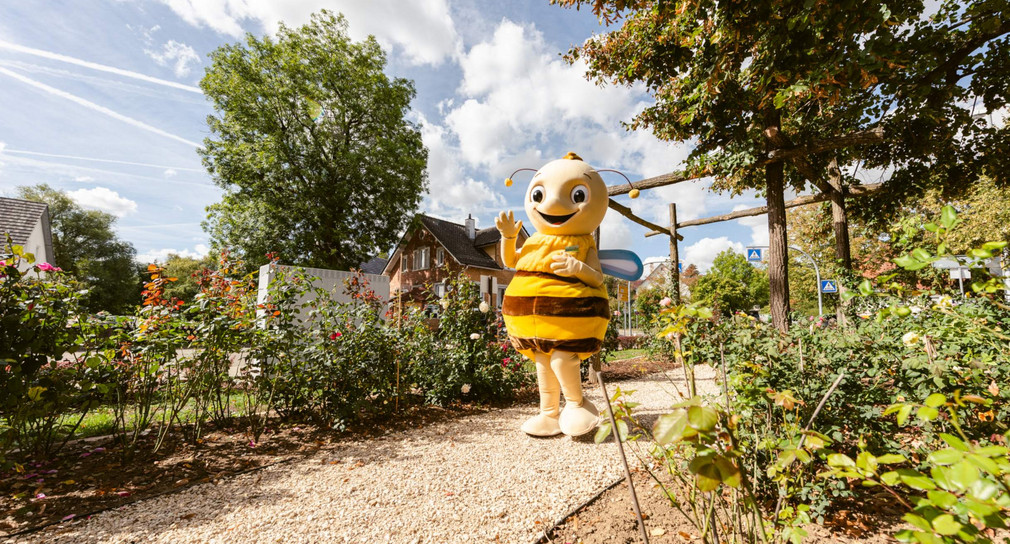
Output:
left=605, top=348, right=649, bottom=362
left=54, top=392, right=255, bottom=441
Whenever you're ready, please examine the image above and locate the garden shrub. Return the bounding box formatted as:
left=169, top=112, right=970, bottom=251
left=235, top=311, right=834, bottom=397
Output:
left=403, top=271, right=532, bottom=406
left=0, top=242, right=109, bottom=460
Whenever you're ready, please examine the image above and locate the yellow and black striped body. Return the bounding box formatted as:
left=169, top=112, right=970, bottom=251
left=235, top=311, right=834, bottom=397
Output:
left=502, top=232, right=610, bottom=361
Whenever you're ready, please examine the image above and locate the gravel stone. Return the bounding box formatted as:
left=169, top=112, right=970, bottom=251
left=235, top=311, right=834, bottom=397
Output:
left=9, top=367, right=719, bottom=544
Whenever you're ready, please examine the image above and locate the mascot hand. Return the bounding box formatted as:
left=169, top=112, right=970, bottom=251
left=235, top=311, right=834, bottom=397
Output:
left=495, top=210, right=523, bottom=239
left=550, top=252, right=583, bottom=277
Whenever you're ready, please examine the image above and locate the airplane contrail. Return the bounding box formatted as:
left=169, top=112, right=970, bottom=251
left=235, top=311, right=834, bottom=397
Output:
left=0, top=39, right=203, bottom=94
left=2, top=149, right=204, bottom=172
left=0, top=66, right=203, bottom=149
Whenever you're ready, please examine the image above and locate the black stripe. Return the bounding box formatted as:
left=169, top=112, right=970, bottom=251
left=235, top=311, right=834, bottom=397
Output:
left=514, top=270, right=582, bottom=284
left=503, top=295, right=610, bottom=319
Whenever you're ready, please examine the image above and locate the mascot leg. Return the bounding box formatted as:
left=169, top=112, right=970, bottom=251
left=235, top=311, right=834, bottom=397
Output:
left=521, top=351, right=562, bottom=436
left=552, top=350, right=599, bottom=436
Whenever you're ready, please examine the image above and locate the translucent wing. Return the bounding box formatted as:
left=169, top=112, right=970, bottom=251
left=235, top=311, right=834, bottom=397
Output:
left=598, top=249, right=643, bottom=281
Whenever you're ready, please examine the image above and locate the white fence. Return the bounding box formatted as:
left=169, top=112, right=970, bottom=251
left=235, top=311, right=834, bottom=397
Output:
left=256, top=264, right=390, bottom=323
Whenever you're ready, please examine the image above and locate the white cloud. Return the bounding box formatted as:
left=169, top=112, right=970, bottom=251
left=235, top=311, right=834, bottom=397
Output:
left=684, top=237, right=743, bottom=273
left=164, top=168, right=178, bottom=177
left=158, top=0, right=459, bottom=66
left=599, top=210, right=632, bottom=251
left=67, top=187, right=138, bottom=217
left=136, top=243, right=209, bottom=263
left=145, top=40, right=201, bottom=78
left=0, top=141, right=5, bottom=175
left=734, top=207, right=769, bottom=246
left=74, top=175, right=95, bottom=182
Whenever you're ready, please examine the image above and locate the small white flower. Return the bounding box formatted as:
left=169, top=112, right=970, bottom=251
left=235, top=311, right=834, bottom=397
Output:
left=902, top=331, right=921, bottom=347
left=935, top=295, right=954, bottom=309
left=665, top=332, right=676, bottom=341
left=910, top=306, right=922, bottom=315
left=469, top=332, right=481, bottom=340
left=440, top=298, right=450, bottom=310
left=659, top=297, right=672, bottom=308
left=461, top=383, right=471, bottom=394
left=478, top=301, right=490, bottom=313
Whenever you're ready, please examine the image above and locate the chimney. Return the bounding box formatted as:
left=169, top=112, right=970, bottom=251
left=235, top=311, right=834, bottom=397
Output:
left=465, top=214, right=475, bottom=240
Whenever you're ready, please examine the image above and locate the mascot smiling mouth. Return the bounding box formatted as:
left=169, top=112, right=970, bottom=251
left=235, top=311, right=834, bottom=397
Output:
left=536, top=210, right=576, bottom=226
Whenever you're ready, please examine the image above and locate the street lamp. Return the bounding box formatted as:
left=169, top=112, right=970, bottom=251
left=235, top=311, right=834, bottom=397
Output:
left=746, top=245, right=823, bottom=316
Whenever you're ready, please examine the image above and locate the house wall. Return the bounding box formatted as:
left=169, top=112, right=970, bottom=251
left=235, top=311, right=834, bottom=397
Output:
left=388, top=227, right=525, bottom=308
left=17, top=221, right=53, bottom=274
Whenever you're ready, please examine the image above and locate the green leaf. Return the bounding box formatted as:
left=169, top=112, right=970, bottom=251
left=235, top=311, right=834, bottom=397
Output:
left=594, top=422, right=612, bottom=444
left=940, top=433, right=968, bottom=452
left=897, top=404, right=913, bottom=426
left=827, top=453, right=856, bottom=468
left=653, top=411, right=696, bottom=445
left=931, top=514, right=961, bottom=536
left=688, top=456, right=722, bottom=492
left=896, top=468, right=937, bottom=490
left=926, top=490, right=958, bottom=509
left=903, top=513, right=933, bottom=532
left=894, top=254, right=921, bottom=269
left=857, top=279, right=873, bottom=296
left=948, top=461, right=978, bottom=490
left=875, top=454, right=907, bottom=465
left=911, top=248, right=933, bottom=261
left=927, top=448, right=963, bottom=466
left=916, top=405, right=939, bottom=421
left=686, top=405, right=719, bottom=432
left=940, top=205, right=957, bottom=229
left=981, top=241, right=1008, bottom=252
left=924, top=393, right=946, bottom=408
left=923, top=222, right=939, bottom=233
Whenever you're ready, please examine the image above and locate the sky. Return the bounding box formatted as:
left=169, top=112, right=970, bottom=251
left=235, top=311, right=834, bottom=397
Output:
left=0, top=0, right=788, bottom=272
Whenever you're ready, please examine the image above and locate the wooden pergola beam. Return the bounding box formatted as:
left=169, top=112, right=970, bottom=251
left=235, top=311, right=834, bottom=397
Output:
left=608, top=200, right=684, bottom=241
left=643, top=182, right=885, bottom=237
left=604, top=127, right=884, bottom=198
left=607, top=170, right=703, bottom=197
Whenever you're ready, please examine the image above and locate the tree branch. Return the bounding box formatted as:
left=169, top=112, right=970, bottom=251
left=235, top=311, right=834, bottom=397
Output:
left=607, top=170, right=704, bottom=196
left=608, top=199, right=684, bottom=241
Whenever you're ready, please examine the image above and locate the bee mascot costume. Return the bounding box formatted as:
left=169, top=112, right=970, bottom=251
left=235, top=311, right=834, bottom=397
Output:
left=496, top=152, right=611, bottom=437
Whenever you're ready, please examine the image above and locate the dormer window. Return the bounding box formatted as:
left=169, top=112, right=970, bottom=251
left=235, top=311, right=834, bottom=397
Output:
left=401, top=254, right=409, bottom=272
left=435, top=248, right=445, bottom=266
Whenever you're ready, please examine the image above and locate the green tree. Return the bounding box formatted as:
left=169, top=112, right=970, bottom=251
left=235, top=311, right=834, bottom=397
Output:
left=557, top=0, right=1010, bottom=330
left=691, top=250, right=769, bottom=315
left=200, top=11, right=428, bottom=270
left=159, top=253, right=217, bottom=303
left=16, top=184, right=138, bottom=314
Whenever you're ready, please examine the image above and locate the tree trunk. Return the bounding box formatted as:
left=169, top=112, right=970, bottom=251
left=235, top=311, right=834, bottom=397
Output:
left=827, top=158, right=851, bottom=326
left=765, top=112, right=791, bottom=331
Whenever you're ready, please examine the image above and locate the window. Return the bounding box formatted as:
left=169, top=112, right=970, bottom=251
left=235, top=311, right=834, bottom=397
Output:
left=434, top=283, right=446, bottom=298
left=435, top=247, right=445, bottom=266
left=414, top=247, right=430, bottom=270
left=400, top=254, right=409, bottom=272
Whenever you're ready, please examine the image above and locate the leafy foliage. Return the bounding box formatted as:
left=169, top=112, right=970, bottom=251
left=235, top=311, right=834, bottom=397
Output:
left=200, top=11, right=428, bottom=270
left=690, top=250, right=769, bottom=315
left=16, top=184, right=138, bottom=314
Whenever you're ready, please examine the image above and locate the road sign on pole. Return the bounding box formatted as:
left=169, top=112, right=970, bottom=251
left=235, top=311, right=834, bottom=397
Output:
left=617, top=283, right=630, bottom=302
left=746, top=248, right=763, bottom=262
left=819, top=280, right=839, bottom=294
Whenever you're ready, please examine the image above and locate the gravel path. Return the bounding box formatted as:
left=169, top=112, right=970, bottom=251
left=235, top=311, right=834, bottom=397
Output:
left=9, top=367, right=720, bottom=544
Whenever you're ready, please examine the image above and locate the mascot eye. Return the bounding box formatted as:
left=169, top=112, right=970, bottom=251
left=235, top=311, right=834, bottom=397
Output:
left=570, top=185, right=588, bottom=204
left=530, top=187, right=545, bottom=203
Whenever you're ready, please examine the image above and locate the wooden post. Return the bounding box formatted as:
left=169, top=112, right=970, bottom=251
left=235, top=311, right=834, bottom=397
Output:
left=669, top=203, right=681, bottom=305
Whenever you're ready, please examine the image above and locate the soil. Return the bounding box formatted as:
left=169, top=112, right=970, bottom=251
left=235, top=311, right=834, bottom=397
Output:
left=546, top=469, right=907, bottom=544
left=1, top=353, right=671, bottom=538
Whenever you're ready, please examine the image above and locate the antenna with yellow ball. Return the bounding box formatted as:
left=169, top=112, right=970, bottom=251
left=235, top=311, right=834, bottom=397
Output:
left=594, top=169, right=640, bottom=199
left=504, top=168, right=537, bottom=188
left=504, top=153, right=640, bottom=199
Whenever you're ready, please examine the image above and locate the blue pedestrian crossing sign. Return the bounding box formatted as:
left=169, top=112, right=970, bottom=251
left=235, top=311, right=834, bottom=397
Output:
left=820, top=280, right=839, bottom=294
left=678, top=262, right=683, bottom=273
left=746, top=248, right=763, bottom=262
